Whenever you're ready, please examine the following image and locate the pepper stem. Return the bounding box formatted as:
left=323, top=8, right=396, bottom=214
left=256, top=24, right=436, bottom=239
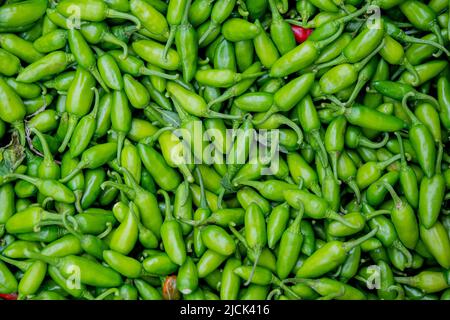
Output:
left=252, top=105, right=279, bottom=126
left=229, top=225, right=251, bottom=252
left=329, top=152, right=340, bottom=183
left=336, top=1, right=371, bottom=24
left=402, top=58, right=421, bottom=86
left=430, top=24, right=444, bottom=57
left=89, top=66, right=110, bottom=93
left=5, top=173, right=38, bottom=186
left=326, top=211, right=360, bottom=229
left=389, top=284, right=405, bottom=300
left=178, top=163, right=195, bottom=183
left=217, top=188, right=225, bottom=209
left=163, top=26, right=177, bottom=61
left=181, top=0, right=192, bottom=25
left=347, top=179, right=361, bottom=204
left=94, top=288, right=119, bottom=300
left=58, top=114, right=79, bottom=153
left=119, top=166, right=145, bottom=195
left=0, top=255, right=32, bottom=272
left=393, top=276, right=415, bottom=287
left=364, top=209, right=391, bottom=220
left=198, top=22, right=217, bottom=46
left=309, top=130, right=329, bottom=169
left=359, top=132, right=389, bottom=149
left=100, top=181, right=135, bottom=199
left=402, top=30, right=450, bottom=57
left=106, top=9, right=141, bottom=30
left=30, top=128, right=54, bottom=163
left=343, top=226, right=379, bottom=252
left=89, top=87, right=100, bottom=118
left=141, top=67, right=179, bottom=80
left=354, top=38, right=386, bottom=72
left=102, top=32, right=129, bottom=59
left=157, top=189, right=173, bottom=220
left=316, top=23, right=344, bottom=50
left=177, top=218, right=198, bottom=227
left=377, top=154, right=401, bottom=171
left=272, top=276, right=302, bottom=300
left=207, top=90, right=233, bottom=108
left=13, top=121, right=26, bottom=146
left=238, top=71, right=267, bottom=81
left=74, top=190, right=83, bottom=214
left=287, top=202, right=304, bottom=234
left=244, top=248, right=261, bottom=286
left=62, top=211, right=83, bottom=241
left=393, top=239, right=412, bottom=268
left=59, top=162, right=86, bottom=184
left=267, top=288, right=282, bottom=300
left=139, top=126, right=174, bottom=146
left=97, top=222, right=113, bottom=239
left=435, top=141, right=443, bottom=175
left=394, top=132, right=407, bottom=166
left=268, top=0, right=282, bottom=21
left=207, top=110, right=244, bottom=120
left=265, top=114, right=304, bottom=146
left=195, top=167, right=208, bottom=210
left=312, top=55, right=347, bottom=72
left=26, top=251, right=59, bottom=266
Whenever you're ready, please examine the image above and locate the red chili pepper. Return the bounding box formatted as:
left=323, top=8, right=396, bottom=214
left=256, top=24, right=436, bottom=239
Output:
left=162, top=275, right=180, bottom=300
left=0, top=293, right=18, bottom=300
left=291, top=25, right=313, bottom=43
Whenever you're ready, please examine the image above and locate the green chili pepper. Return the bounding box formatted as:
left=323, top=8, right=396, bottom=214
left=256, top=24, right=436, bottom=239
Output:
left=57, top=66, right=96, bottom=153
left=81, top=22, right=129, bottom=58
left=437, top=76, right=450, bottom=130
left=189, top=0, right=213, bottom=27
left=157, top=189, right=186, bottom=265
left=29, top=251, right=123, bottom=288
left=418, top=143, right=445, bottom=228
left=138, top=142, right=182, bottom=191
left=9, top=173, right=76, bottom=204
left=57, top=0, right=141, bottom=27
left=0, top=0, right=46, bottom=28
left=0, top=260, right=18, bottom=294
left=276, top=203, right=304, bottom=279
left=396, top=270, right=450, bottom=294
left=355, top=153, right=402, bottom=190
left=2, top=240, right=41, bottom=259
left=266, top=202, right=290, bottom=250
left=80, top=167, right=106, bottom=210
left=380, top=181, right=419, bottom=249
left=399, top=0, right=445, bottom=56
left=0, top=77, right=27, bottom=144
left=270, top=20, right=344, bottom=77
left=400, top=95, right=436, bottom=178
left=283, top=188, right=356, bottom=228
left=39, top=234, right=82, bottom=258
left=295, top=227, right=378, bottom=278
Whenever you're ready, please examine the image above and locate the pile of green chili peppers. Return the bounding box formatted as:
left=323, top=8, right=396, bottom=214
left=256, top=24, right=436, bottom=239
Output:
left=0, top=0, right=450, bottom=301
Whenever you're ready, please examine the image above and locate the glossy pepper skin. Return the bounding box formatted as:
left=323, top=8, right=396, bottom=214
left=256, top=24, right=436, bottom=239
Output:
left=0, top=77, right=26, bottom=145
left=418, top=143, right=445, bottom=229
left=0, top=0, right=47, bottom=30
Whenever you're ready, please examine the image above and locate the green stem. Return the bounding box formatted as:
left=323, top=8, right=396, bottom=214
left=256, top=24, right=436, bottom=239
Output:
left=157, top=189, right=173, bottom=220
left=59, top=162, right=86, bottom=184
left=94, top=288, right=119, bottom=300
left=58, top=113, right=78, bottom=153
left=359, top=132, right=389, bottom=149
left=343, top=227, right=379, bottom=252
